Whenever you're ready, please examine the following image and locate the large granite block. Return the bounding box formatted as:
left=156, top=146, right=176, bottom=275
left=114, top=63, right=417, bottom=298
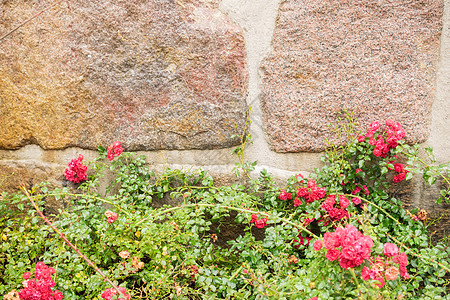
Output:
left=0, top=0, right=248, bottom=150
left=262, top=0, right=443, bottom=152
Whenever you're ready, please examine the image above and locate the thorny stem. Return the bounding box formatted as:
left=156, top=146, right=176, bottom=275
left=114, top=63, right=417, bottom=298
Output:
left=135, top=203, right=318, bottom=238
left=349, top=268, right=364, bottom=300
left=51, top=192, right=131, bottom=217
left=0, top=0, right=70, bottom=42
left=23, top=186, right=126, bottom=297
left=345, top=194, right=400, bottom=225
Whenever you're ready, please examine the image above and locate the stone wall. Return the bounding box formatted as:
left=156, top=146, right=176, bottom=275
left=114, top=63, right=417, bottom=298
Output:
left=1, top=0, right=450, bottom=230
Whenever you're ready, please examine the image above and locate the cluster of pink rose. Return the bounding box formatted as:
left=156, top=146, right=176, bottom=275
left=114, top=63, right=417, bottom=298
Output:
left=357, top=120, right=410, bottom=183
left=64, top=141, right=123, bottom=184
left=105, top=210, right=119, bottom=224
left=358, top=120, right=405, bottom=158
left=107, top=141, right=123, bottom=161
left=320, top=195, right=350, bottom=221
left=64, top=154, right=87, bottom=184
left=389, top=162, right=410, bottom=183
left=19, top=262, right=63, bottom=300
left=279, top=179, right=328, bottom=207
left=361, top=243, right=409, bottom=288
left=348, top=182, right=369, bottom=205
left=314, top=227, right=410, bottom=290
left=313, top=225, right=373, bottom=269
left=296, top=180, right=327, bottom=204
left=101, top=287, right=130, bottom=300
left=250, top=214, right=268, bottom=229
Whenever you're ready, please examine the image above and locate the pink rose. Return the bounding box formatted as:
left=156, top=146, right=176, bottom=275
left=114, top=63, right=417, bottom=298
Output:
left=383, top=243, right=399, bottom=257
left=101, top=287, right=130, bottom=300
left=394, top=163, right=404, bottom=173
left=119, top=251, right=130, bottom=259
left=361, top=266, right=371, bottom=281
left=374, top=276, right=385, bottom=289
left=313, top=240, right=323, bottom=251
left=339, top=257, right=357, bottom=269
left=339, top=195, right=349, bottom=209
left=370, top=121, right=381, bottom=131
left=307, top=180, right=317, bottom=188
left=352, top=197, right=361, bottom=205
left=254, top=218, right=267, bottom=229
left=278, top=190, right=292, bottom=200
left=328, top=208, right=349, bottom=221
left=326, top=249, right=340, bottom=261
left=341, top=246, right=356, bottom=260
left=64, top=154, right=88, bottom=183
left=352, top=186, right=361, bottom=194
left=107, top=141, right=123, bottom=161
left=373, top=149, right=382, bottom=157
left=393, top=252, right=409, bottom=268
left=393, top=172, right=406, bottom=183
left=105, top=211, right=119, bottom=224
left=385, top=266, right=399, bottom=281
left=323, top=232, right=339, bottom=249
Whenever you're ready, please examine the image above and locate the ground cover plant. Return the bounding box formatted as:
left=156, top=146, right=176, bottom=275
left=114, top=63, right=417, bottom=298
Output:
left=1, top=119, right=450, bottom=299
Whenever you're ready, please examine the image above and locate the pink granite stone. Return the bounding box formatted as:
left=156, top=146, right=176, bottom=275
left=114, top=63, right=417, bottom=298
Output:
left=261, top=0, right=443, bottom=152
left=0, top=0, right=247, bottom=150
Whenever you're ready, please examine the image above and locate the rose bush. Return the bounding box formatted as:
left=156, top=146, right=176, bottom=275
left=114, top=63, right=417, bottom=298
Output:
left=1, top=122, right=449, bottom=299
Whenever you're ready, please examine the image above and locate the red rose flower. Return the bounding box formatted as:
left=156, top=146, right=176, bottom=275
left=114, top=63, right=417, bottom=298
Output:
left=64, top=154, right=88, bottom=183
left=278, top=190, right=292, bottom=201
left=254, top=218, right=267, bottom=229
left=313, top=240, right=323, bottom=251
left=361, top=266, right=371, bottom=281
left=326, top=249, right=340, bottom=261
left=383, top=243, right=399, bottom=257
left=107, top=141, right=123, bottom=161
left=338, top=195, right=349, bottom=209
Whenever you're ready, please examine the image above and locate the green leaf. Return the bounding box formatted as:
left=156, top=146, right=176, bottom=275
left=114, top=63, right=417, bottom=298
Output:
left=406, top=172, right=413, bottom=180
left=427, top=176, right=436, bottom=185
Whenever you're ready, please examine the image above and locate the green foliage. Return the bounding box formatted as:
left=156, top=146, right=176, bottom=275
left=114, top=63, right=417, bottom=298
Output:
left=1, top=119, right=450, bottom=299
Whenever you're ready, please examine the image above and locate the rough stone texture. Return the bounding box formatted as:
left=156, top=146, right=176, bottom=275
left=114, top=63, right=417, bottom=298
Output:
left=390, top=175, right=450, bottom=244
left=262, top=0, right=444, bottom=152
left=0, top=160, right=69, bottom=215
left=0, top=0, right=248, bottom=151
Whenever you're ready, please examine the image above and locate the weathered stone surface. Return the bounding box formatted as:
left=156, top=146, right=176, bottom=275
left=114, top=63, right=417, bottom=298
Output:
left=0, top=160, right=68, bottom=215
left=390, top=175, right=450, bottom=244
left=261, top=0, right=443, bottom=152
left=0, top=0, right=247, bottom=151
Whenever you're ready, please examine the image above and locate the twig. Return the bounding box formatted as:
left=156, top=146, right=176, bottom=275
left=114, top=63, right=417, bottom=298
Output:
left=22, top=186, right=125, bottom=297
left=345, top=194, right=401, bottom=225
left=0, top=0, right=68, bottom=42
left=135, top=202, right=318, bottom=238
